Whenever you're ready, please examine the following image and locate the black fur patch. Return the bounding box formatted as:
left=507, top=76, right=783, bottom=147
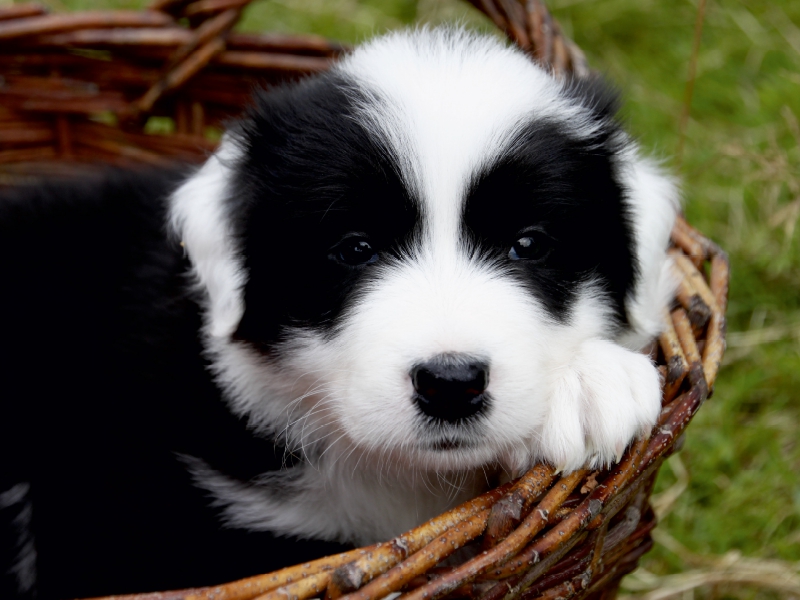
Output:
left=229, top=75, right=419, bottom=348
left=0, top=171, right=348, bottom=599
left=464, top=117, right=637, bottom=325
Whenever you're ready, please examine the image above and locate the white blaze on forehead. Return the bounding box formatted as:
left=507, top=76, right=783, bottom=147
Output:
left=336, top=28, right=593, bottom=249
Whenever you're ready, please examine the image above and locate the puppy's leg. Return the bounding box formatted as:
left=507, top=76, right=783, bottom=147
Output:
left=539, top=339, right=662, bottom=472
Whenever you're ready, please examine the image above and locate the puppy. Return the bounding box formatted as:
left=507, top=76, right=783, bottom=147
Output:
left=0, top=28, right=677, bottom=600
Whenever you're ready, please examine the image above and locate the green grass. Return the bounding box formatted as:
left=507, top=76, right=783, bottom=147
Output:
left=31, top=0, right=800, bottom=596
left=535, top=3, right=800, bottom=595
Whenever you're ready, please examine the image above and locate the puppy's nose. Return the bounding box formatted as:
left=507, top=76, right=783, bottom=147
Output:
left=412, top=354, right=489, bottom=422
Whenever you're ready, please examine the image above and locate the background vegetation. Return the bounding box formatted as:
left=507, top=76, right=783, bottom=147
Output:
left=17, top=0, right=800, bottom=596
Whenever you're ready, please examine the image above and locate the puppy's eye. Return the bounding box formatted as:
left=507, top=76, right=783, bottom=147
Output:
left=508, top=230, right=550, bottom=262
left=332, top=236, right=379, bottom=266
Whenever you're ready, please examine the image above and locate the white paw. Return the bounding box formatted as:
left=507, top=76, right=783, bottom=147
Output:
left=538, top=338, right=662, bottom=472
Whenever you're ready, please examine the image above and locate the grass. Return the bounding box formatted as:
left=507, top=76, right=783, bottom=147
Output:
left=23, top=0, right=800, bottom=597
left=535, top=2, right=800, bottom=596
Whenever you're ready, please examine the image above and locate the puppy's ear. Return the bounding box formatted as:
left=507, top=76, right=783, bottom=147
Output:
left=561, top=75, right=680, bottom=350
left=169, top=136, right=247, bottom=338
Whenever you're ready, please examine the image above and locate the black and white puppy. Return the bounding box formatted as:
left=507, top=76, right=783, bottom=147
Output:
left=0, top=28, right=678, bottom=599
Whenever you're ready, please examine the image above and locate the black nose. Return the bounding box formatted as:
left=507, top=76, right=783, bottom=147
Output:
left=411, top=354, right=489, bottom=423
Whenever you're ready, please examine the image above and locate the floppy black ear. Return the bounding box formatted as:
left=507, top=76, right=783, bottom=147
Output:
left=561, top=74, right=622, bottom=126
left=226, top=74, right=419, bottom=350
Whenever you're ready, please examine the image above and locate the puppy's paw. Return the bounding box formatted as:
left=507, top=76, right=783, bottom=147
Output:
left=538, top=339, right=662, bottom=472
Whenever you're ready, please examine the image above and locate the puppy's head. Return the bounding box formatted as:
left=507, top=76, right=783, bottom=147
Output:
left=171, top=29, right=678, bottom=474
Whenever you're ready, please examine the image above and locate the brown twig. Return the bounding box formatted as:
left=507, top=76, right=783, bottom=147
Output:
left=670, top=308, right=703, bottom=385
left=183, top=0, right=249, bottom=17
left=488, top=437, right=648, bottom=581
left=483, top=465, right=557, bottom=549
left=671, top=217, right=705, bottom=268
left=213, top=51, right=334, bottom=72
left=670, top=251, right=712, bottom=330
left=321, top=483, right=515, bottom=599
left=226, top=32, right=348, bottom=56
left=0, top=3, right=48, bottom=22
left=397, top=470, right=588, bottom=600
left=673, top=251, right=719, bottom=315
left=134, top=36, right=225, bottom=113
left=702, top=251, right=728, bottom=389
left=0, top=10, right=173, bottom=41
left=659, top=308, right=689, bottom=402
left=333, top=510, right=492, bottom=600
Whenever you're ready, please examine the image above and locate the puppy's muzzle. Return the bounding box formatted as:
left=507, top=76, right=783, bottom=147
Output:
left=411, top=354, right=489, bottom=423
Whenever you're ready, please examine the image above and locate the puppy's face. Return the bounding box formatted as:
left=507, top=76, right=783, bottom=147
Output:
left=174, top=30, right=676, bottom=474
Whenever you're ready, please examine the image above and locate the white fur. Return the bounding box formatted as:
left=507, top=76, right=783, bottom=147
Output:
left=616, top=152, right=681, bottom=350
left=169, top=137, right=245, bottom=338
left=185, top=456, right=486, bottom=545
left=337, top=28, right=602, bottom=204
left=170, top=29, right=678, bottom=545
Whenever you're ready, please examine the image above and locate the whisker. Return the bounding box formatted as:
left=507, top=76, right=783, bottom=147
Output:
left=316, top=430, right=351, bottom=462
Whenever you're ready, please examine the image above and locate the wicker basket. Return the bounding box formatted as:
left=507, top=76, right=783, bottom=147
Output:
left=0, top=2, right=729, bottom=599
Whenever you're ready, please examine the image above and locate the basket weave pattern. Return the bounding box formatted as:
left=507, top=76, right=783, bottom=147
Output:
left=0, top=0, right=345, bottom=180
left=0, top=1, right=729, bottom=599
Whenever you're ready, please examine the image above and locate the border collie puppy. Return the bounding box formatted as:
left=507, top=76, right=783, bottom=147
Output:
left=0, top=28, right=678, bottom=600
